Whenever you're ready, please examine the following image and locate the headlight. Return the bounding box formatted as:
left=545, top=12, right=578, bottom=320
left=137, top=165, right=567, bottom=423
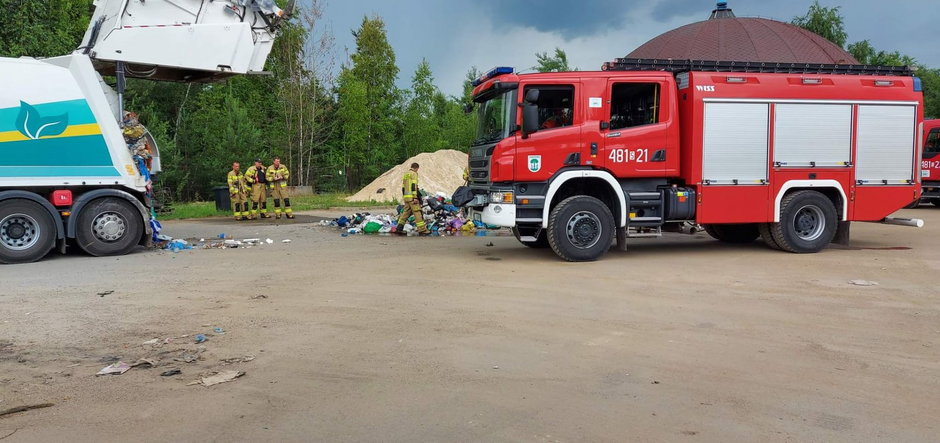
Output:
left=489, top=191, right=513, bottom=204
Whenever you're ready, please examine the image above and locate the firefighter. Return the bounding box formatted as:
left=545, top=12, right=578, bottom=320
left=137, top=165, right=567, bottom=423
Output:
left=266, top=156, right=294, bottom=219
left=396, top=162, right=430, bottom=235
left=227, top=161, right=248, bottom=221
left=244, top=158, right=271, bottom=219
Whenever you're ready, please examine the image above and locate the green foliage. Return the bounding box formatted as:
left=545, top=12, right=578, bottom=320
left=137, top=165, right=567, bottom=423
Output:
left=535, top=48, right=574, bottom=73
left=162, top=193, right=390, bottom=220
left=848, top=40, right=917, bottom=66
left=0, top=0, right=91, bottom=57
left=791, top=1, right=847, bottom=48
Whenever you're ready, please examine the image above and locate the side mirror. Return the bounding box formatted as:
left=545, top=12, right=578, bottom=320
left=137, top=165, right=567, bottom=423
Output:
left=524, top=88, right=539, bottom=104
left=521, top=102, right=539, bottom=138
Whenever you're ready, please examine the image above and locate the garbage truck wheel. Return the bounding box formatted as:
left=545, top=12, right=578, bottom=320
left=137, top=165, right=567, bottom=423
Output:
left=75, top=198, right=143, bottom=257
left=0, top=199, right=56, bottom=264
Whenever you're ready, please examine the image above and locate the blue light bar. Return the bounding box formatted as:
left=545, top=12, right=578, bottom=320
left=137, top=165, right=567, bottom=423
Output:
left=914, top=76, right=923, bottom=92
left=471, top=66, right=514, bottom=87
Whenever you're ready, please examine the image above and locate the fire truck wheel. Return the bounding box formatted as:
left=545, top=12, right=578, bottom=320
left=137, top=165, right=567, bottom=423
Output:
left=702, top=224, right=759, bottom=243
left=75, top=198, right=143, bottom=257
left=511, top=226, right=549, bottom=248
left=547, top=195, right=614, bottom=262
left=758, top=223, right=782, bottom=250
left=771, top=190, right=837, bottom=253
left=0, top=199, right=56, bottom=264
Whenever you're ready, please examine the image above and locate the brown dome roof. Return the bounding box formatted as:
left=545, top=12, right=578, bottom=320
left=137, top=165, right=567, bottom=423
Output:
left=628, top=4, right=858, bottom=64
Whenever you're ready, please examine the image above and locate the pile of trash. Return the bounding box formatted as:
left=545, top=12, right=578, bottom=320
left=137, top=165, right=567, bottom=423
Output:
left=322, top=192, right=497, bottom=236
left=154, top=234, right=291, bottom=252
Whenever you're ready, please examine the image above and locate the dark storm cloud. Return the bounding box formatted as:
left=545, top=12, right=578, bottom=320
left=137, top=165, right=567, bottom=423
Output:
left=474, top=0, right=635, bottom=38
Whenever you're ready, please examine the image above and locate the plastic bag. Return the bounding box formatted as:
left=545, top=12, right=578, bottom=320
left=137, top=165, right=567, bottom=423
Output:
left=451, top=186, right=474, bottom=207
left=362, top=221, right=382, bottom=233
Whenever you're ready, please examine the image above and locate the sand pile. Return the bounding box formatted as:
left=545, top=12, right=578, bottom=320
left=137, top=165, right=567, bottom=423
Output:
left=347, top=149, right=468, bottom=203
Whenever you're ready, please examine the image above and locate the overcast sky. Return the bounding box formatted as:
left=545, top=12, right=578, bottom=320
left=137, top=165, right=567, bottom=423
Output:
left=318, top=0, right=938, bottom=96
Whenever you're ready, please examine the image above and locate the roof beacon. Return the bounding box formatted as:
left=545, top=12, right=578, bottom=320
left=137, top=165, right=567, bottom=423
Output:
left=472, top=66, right=514, bottom=87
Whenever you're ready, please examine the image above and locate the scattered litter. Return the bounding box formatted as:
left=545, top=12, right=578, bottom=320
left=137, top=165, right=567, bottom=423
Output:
left=265, top=238, right=274, bottom=244
left=160, top=369, right=182, bottom=377
left=142, top=339, right=160, bottom=345
left=191, top=370, right=245, bottom=387
left=213, top=328, right=225, bottom=334
left=96, top=361, right=132, bottom=376
left=486, top=242, right=494, bottom=247
left=194, top=334, right=207, bottom=344
left=218, top=233, right=225, bottom=239
left=175, top=354, right=198, bottom=363
left=220, top=355, right=255, bottom=365
left=282, top=239, right=291, bottom=243
left=492, top=365, right=499, bottom=369
left=0, top=403, right=54, bottom=418
left=652, top=380, right=661, bottom=384
left=130, top=358, right=157, bottom=368
left=848, top=280, right=879, bottom=286
left=97, top=290, right=114, bottom=297
left=250, top=294, right=268, bottom=300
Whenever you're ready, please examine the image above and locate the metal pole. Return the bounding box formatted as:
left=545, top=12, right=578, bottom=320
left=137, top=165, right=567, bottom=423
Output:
left=116, top=61, right=126, bottom=124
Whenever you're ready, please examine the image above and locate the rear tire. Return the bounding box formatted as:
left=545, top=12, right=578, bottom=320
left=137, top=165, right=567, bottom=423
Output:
left=75, top=198, right=143, bottom=257
left=0, top=199, right=56, bottom=264
left=547, top=196, right=614, bottom=262
left=511, top=226, right=549, bottom=248
left=770, top=190, right=837, bottom=253
left=702, top=223, right=759, bottom=243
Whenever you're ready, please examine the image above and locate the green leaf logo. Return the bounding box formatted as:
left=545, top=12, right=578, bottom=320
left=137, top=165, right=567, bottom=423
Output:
left=15, top=101, right=69, bottom=140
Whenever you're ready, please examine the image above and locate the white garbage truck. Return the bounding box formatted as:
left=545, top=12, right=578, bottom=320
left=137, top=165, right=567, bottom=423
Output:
left=0, top=0, right=290, bottom=263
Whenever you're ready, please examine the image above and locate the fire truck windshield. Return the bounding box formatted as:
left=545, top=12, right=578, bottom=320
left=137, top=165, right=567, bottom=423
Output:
left=473, top=89, right=516, bottom=146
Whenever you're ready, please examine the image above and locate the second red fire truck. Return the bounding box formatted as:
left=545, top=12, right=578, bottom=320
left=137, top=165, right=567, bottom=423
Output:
left=465, top=59, right=925, bottom=261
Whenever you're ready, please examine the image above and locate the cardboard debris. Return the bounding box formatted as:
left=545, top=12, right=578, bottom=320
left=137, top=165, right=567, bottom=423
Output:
left=96, top=361, right=131, bottom=376
left=191, top=370, right=245, bottom=387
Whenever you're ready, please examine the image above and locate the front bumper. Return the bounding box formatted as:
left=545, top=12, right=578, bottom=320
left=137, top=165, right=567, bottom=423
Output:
left=469, top=203, right=517, bottom=227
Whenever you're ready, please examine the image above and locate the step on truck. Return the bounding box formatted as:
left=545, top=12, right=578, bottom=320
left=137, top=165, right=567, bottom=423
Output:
left=0, top=0, right=290, bottom=264
left=465, top=59, right=925, bottom=261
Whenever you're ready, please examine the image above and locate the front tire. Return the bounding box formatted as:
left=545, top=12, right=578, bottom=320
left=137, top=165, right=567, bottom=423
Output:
left=0, top=199, right=56, bottom=264
left=547, top=196, right=614, bottom=262
left=770, top=191, right=837, bottom=253
left=75, top=198, right=144, bottom=257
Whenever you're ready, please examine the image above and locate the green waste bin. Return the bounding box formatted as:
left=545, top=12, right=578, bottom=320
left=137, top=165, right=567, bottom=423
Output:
left=213, top=186, right=231, bottom=211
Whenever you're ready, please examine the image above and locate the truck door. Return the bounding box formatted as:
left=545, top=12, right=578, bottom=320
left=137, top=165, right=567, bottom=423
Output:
left=924, top=125, right=940, bottom=183
left=514, top=83, right=582, bottom=181
left=601, top=79, right=676, bottom=177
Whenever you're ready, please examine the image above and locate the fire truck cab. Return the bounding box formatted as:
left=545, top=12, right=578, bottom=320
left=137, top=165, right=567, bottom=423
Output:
left=921, top=119, right=940, bottom=204
left=466, top=60, right=924, bottom=261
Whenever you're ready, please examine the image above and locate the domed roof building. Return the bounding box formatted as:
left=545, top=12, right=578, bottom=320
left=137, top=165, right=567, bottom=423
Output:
left=627, top=2, right=859, bottom=64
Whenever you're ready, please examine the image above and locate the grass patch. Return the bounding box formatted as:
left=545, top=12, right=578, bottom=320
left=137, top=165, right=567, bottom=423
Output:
left=159, top=193, right=391, bottom=220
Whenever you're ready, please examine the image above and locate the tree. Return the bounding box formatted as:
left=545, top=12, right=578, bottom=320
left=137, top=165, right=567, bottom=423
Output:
left=534, top=48, right=574, bottom=73
left=335, top=68, right=369, bottom=191
left=791, top=1, right=847, bottom=48
left=0, top=0, right=90, bottom=58
left=402, top=59, right=439, bottom=157
left=847, top=40, right=916, bottom=66
left=347, top=15, right=401, bottom=186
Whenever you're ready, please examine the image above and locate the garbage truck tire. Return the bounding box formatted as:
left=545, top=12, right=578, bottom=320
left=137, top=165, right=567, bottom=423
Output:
left=75, top=198, right=143, bottom=257
left=0, top=199, right=56, bottom=264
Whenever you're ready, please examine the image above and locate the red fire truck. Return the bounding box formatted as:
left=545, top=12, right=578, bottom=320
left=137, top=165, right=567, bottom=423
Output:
left=465, top=59, right=925, bottom=261
left=921, top=119, right=940, bottom=205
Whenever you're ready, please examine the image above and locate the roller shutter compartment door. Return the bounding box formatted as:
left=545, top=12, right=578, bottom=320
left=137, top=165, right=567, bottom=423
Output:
left=855, top=104, right=916, bottom=184
left=774, top=103, right=852, bottom=167
left=702, top=102, right=769, bottom=184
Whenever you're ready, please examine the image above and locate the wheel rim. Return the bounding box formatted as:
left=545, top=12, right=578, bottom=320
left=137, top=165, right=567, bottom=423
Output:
left=0, top=213, right=41, bottom=251
left=565, top=211, right=602, bottom=249
left=792, top=205, right=825, bottom=241
left=92, top=211, right=127, bottom=242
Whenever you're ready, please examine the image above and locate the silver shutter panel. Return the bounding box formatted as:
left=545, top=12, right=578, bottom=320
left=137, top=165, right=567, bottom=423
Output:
left=856, top=105, right=916, bottom=184
left=702, top=102, right=768, bottom=184
left=774, top=103, right=852, bottom=167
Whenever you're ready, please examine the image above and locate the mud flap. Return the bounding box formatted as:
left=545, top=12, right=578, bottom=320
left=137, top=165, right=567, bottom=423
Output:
left=833, top=221, right=851, bottom=246
left=615, top=226, right=628, bottom=251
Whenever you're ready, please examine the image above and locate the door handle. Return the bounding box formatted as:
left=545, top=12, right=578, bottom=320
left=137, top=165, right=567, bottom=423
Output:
left=606, top=132, right=621, bottom=138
